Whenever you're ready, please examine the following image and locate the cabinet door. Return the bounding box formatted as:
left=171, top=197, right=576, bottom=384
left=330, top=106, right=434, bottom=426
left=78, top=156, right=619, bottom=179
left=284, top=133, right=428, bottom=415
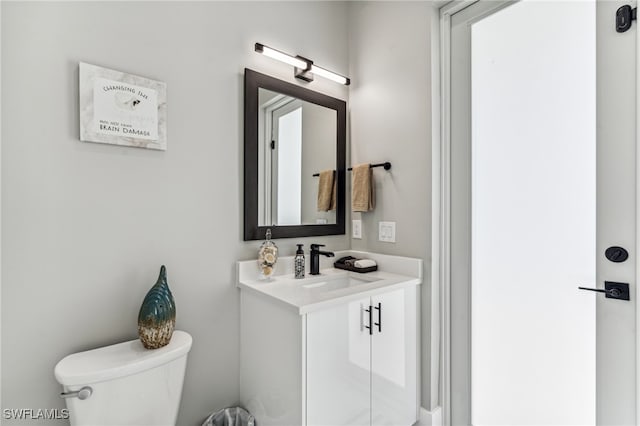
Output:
left=371, top=287, right=418, bottom=426
left=306, top=297, right=371, bottom=426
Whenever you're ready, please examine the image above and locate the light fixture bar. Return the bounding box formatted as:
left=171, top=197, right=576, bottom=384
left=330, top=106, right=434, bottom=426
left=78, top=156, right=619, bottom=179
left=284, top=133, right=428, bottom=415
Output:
left=255, top=43, right=308, bottom=70
left=254, top=42, right=350, bottom=86
left=310, top=64, right=350, bottom=86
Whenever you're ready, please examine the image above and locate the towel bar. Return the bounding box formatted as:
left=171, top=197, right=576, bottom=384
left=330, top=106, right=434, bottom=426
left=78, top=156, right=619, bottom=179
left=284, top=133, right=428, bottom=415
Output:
left=312, top=162, right=391, bottom=177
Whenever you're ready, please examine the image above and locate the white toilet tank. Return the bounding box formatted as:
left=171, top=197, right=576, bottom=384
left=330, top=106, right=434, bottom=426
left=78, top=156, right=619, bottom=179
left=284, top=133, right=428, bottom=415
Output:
left=54, top=330, right=192, bottom=426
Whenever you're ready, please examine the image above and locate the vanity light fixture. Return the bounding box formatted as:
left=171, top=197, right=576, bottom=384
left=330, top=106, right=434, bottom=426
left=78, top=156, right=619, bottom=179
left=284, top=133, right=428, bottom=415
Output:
left=254, top=42, right=351, bottom=86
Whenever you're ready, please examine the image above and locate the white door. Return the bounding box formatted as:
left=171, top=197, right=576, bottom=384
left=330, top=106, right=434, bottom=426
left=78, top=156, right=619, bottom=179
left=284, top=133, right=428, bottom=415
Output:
left=446, top=1, right=636, bottom=425
left=270, top=100, right=303, bottom=225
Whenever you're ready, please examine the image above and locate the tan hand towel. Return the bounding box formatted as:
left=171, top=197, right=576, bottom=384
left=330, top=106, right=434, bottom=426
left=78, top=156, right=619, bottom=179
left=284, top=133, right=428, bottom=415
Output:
left=329, top=177, right=336, bottom=211
left=352, top=163, right=375, bottom=212
left=317, top=170, right=336, bottom=211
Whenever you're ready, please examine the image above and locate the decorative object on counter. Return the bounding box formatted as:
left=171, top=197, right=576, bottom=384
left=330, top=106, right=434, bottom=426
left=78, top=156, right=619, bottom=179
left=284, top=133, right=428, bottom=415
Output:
left=352, top=163, right=376, bottom=212
left=317, top=170, right=336, bottom=212
left=295, top=244, right=306, bottom=279
left=138, top=265, right=176, bottom=349
left=79, top=62, right=167, bottom=150
left=334, top=256, right=378, bottom=273
left=258, top=228, right=279, bottom=279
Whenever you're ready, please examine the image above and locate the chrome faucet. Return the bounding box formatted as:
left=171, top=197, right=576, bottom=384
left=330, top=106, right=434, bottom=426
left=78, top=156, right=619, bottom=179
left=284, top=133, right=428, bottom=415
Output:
left=309, top=244, right=335, bottom=275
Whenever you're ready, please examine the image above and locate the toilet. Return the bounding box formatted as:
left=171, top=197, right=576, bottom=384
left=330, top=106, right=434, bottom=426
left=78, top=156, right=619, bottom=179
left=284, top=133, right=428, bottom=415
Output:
left=54, top=330, right=192, bottom=426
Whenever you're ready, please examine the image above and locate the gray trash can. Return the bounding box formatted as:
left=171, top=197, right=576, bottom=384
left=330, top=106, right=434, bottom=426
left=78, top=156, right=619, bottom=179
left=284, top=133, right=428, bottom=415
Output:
left=202, top=407, right=256, bottom=426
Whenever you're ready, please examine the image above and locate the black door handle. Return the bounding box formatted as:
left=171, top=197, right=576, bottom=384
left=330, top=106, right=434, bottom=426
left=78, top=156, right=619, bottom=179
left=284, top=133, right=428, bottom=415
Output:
left=578, top=281, right=630, bottom=301
left=374, top=303, right=382, bottom=333
left=364, top=306, right=373, bottom=335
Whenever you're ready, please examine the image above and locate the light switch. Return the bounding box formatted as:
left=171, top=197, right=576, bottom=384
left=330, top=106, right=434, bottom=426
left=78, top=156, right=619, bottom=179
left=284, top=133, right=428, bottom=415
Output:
left=379, top=221, right=396, bottom=243
left=352, top=220, right=362, bottom=239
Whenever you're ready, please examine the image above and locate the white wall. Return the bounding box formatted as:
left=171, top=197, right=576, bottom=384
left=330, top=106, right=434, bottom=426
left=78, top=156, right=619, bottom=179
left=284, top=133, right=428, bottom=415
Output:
left=1, top=2, right=349, bottom=425
left=347, top=1, right=434, bottom=409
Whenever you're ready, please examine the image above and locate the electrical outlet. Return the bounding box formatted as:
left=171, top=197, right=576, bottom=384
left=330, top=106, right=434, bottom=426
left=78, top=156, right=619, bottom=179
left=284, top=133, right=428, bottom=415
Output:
left=352, top=219, right=362, bottom=239
left=378, top=221, right=396, bottom=243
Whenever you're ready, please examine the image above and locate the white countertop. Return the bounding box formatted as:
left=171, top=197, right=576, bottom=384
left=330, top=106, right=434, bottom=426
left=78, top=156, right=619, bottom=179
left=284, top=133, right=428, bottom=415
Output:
left=236, top=251, right=423, bottom=314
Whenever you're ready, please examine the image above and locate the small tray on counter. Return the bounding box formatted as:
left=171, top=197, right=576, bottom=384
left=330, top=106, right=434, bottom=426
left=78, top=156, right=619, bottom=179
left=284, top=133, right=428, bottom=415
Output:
left=334, top=256, right=378, bottom=273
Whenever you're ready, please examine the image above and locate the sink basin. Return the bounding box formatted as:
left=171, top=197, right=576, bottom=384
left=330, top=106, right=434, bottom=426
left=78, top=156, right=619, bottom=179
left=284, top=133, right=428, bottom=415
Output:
left=237, top=252, right=423, bottom=314
left=301, top=274, right=380, bottom=292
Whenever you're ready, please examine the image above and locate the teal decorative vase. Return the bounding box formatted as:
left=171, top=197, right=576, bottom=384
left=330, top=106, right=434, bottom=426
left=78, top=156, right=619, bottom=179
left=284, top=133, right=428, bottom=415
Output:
left=138, top=265, right=176, bottom=349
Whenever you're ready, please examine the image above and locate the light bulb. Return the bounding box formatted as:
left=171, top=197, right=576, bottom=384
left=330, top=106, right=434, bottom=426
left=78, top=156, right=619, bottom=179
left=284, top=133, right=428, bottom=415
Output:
left=256, top=43, right=308, bottom=69
left=310, top=65, right=350, bottom=86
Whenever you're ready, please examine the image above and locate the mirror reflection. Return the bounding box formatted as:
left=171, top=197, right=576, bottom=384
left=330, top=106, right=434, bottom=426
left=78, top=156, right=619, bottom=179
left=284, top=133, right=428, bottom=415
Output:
left=258, top=88, right=337, bottom=227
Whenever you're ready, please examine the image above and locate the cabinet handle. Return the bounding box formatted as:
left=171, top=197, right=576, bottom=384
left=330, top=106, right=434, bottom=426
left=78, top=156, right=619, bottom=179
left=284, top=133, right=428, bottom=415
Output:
left=364, top=306, right=373, bottom=335
left=374, top=303, right=382, bottom=333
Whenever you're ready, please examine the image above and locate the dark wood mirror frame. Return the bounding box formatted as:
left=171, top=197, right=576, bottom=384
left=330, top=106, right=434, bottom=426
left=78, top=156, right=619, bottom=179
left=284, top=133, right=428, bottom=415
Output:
left=244, top=68, right=346, bottom=240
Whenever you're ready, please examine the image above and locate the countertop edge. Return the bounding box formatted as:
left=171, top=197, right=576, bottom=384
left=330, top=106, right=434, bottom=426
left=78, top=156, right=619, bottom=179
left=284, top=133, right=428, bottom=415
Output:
left=238, top=274, right=422, bottom=316
left=297, top=278, right=421, bottom=315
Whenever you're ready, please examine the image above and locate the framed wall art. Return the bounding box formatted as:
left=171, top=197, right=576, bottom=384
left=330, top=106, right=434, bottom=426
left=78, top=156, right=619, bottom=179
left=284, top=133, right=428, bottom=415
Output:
left=79, top=62, right=167, bottom=150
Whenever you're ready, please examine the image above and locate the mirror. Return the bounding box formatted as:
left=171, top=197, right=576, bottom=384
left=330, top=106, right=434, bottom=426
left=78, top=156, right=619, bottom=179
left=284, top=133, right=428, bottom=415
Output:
left=244, top=69, right=346, bottom=240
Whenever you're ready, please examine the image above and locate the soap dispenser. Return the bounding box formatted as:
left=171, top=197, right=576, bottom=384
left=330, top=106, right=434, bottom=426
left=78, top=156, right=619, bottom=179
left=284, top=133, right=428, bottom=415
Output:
left=294, top=244, right=305, bottom=279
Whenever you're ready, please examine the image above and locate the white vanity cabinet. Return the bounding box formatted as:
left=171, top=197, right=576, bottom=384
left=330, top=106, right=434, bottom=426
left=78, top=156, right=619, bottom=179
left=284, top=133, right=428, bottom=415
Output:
left=239, top=281, right=419, bottom=426
left=306, top=286, right=418, bottom=426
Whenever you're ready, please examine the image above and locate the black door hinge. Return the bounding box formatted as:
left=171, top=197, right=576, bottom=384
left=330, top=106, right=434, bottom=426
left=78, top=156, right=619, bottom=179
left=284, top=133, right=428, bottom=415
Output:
left=616, top=5, right=637, bottom=32
left=270, top=140, right=276, bottom=150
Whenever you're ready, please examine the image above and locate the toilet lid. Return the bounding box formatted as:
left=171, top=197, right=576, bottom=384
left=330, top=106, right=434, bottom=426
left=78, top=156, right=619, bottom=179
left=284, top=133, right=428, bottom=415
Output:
left=54, top=330, right=192, bottom=386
